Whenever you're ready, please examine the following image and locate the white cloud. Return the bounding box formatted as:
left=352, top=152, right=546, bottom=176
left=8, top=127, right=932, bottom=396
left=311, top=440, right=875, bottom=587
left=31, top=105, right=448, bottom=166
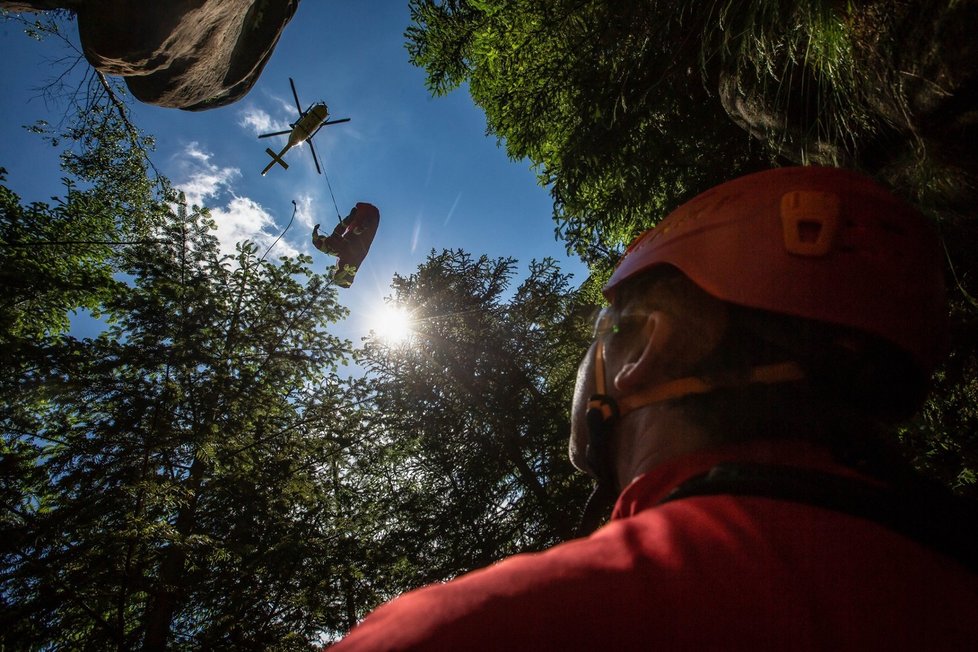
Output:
left=211, top=196, right=300, bottom=260
left=171, top=143, right=299, bottom=260
left=275, top=95, right=299, bottom=117
left=411, top=213, right=423, bottom=253
left=185, top=143, right=211, bottom=163
left=237, top=105, right=289, bottom=136
left=294, top=194, right=316, bottom=231
left=444, top=191, right=462, bottom=226
left=175, top=141, right=240, bottom=208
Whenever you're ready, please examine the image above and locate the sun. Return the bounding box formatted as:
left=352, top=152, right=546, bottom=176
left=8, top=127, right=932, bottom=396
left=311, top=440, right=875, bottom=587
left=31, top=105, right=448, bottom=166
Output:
left=373, top=305, right=414, bottom=344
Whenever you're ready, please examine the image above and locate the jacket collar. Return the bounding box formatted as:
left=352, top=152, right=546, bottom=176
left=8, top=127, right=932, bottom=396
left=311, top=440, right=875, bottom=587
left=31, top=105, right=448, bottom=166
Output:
left=612, top=439, right=867, bottom=519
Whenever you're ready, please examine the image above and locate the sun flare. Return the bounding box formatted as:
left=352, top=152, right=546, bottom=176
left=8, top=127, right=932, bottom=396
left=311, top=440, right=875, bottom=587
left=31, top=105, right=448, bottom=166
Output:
left=373, top=305, right=413, bottom=344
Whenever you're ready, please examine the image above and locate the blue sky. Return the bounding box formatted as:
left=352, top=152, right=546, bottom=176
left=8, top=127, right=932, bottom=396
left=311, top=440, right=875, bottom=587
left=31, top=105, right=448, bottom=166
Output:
left=0, top=3, right=587, bottom=342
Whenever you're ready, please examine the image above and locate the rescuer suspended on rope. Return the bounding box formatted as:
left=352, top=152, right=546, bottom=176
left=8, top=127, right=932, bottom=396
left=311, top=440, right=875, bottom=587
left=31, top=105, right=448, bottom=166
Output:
left=311, top=202, right=380, bottom=288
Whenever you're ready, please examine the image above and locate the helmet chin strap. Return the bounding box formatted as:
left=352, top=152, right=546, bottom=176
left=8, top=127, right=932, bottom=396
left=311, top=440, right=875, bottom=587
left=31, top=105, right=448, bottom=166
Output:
left=615, top=360, right=806, bottom=417
left=575, top=342, right=622, bottom=537
left=576, top=341, right=806, bottom=536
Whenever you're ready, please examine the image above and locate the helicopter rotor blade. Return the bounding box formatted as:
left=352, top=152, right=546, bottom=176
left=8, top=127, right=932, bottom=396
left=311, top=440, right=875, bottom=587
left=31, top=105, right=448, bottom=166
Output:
left=258, top=129, right=292, bottom=139
left=307, top=138, right=323, bottom=175
left=309, top=118, right=351, bottom=140
left=289, top=77, right=303, bottom=115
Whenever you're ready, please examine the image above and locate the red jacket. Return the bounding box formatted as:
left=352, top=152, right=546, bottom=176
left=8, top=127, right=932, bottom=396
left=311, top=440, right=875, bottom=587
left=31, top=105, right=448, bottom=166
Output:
left=331, top=440, right=978, bottom=650
left=313, top=203, right=380, bottom=287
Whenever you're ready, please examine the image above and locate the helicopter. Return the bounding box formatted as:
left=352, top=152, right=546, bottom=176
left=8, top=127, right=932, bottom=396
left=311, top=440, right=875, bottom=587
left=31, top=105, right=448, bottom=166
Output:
left=259, top=78, right=350, bottom=176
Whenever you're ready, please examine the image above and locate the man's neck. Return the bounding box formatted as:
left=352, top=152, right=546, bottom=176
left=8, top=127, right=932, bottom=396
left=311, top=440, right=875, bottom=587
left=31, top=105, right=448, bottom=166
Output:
left=615, top=405, right=712, bottom=489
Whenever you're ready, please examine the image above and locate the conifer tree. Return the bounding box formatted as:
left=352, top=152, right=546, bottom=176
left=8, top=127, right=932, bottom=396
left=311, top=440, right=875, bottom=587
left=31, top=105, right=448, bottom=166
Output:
left=353, top=250, right=593, bottom=607
left=1, top=94, right=366, bottom=650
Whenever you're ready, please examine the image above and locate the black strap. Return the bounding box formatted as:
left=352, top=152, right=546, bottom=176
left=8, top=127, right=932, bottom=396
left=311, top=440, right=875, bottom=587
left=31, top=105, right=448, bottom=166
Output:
left=574, top=396, right=623, bottom=538
left=574, top=482, right=619, bottom=539
left=660, top=463, right=978, bottom=573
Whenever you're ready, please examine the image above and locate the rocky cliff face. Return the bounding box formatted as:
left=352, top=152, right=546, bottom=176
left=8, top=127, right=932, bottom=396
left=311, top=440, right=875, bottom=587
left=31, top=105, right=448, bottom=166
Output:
left=1, top=0, right=300, bottom=110
left=716, top=1, right=978, bottom=211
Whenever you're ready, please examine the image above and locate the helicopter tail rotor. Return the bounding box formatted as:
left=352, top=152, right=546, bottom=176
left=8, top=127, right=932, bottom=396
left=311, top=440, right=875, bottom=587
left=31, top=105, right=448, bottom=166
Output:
left=261, top=147, right=290, bottom=176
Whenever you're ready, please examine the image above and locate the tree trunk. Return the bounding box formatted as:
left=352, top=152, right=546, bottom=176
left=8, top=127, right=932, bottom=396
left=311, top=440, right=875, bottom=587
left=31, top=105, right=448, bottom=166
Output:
left=141, top=453, right=207, bottom=651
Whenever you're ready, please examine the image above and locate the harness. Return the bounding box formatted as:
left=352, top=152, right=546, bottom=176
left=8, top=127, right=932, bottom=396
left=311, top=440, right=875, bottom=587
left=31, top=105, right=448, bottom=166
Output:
left=662, top=462, right=978, bottom=573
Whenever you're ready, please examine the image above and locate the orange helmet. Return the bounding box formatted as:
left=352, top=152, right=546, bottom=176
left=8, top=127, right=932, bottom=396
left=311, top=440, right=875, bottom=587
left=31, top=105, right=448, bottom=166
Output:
left=604, top=167, right=949, bottom=375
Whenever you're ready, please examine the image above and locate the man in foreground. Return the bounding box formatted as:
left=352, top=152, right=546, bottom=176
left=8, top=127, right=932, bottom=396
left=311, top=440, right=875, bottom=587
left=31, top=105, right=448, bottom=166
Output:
left=332, top=167, right=978, bottom=649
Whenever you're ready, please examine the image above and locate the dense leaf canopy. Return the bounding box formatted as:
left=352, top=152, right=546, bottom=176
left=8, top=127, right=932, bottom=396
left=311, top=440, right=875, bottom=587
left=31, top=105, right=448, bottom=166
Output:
left=2, top=185, right=360, bottom=648
left=357, top=251, right=592, bottom=579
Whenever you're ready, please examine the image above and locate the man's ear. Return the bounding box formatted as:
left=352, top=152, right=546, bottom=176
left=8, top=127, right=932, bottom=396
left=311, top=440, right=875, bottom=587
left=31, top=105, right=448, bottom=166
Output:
left=613, top=305, right=727, bottom=393
left=613, top=311, right=675, bottom=393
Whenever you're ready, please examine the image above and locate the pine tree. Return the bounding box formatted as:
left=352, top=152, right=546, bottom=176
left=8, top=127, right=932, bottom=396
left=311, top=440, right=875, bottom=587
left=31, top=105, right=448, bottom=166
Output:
left=352, top=250, right=593, bottom=612
left=2, top=189, right=364, bottom=650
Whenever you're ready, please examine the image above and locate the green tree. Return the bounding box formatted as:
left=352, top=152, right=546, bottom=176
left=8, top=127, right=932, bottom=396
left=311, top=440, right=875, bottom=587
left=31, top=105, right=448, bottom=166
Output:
left=406, top=0, right=772, bottom=270
left=407, top=1, right=978, bottom=263
left=0, top=100, right=157, bottom=342
left=1, top=16, right=391, bottom=646
left=1, top=189, right=366, bottom=649
left=351, top=250, right=593, bottom=610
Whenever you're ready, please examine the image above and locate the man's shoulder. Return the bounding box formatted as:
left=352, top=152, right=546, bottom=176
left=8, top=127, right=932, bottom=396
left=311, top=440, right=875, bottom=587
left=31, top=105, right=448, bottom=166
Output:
left=329, top=530, right=647, bottom=649
left=333, top=491, right=978, bottom=649
left=330, top=510, right=732, bottom=650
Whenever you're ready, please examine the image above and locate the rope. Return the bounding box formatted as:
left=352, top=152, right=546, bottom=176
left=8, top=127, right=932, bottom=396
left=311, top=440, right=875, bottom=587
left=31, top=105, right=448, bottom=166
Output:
left=321, top=167, right=343, bottom=222
left=942, top=234, right=978, bottom=309
left=258, top=200, right=298, bottom=264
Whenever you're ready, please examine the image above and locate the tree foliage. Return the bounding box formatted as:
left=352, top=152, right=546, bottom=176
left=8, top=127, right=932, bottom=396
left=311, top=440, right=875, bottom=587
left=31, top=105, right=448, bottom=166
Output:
left=407, top=1, right=978, bottom=266
left=0, top=94, right=156, bottom=342
left=406, top=0, right=773, bottom=269
left=1, top=187, right=368, bottom=648
left=0, top=55, right=372, bottom=644
left=2, top=18, right=604, bottom=645
left=353, top=250, right=594, bottom=602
